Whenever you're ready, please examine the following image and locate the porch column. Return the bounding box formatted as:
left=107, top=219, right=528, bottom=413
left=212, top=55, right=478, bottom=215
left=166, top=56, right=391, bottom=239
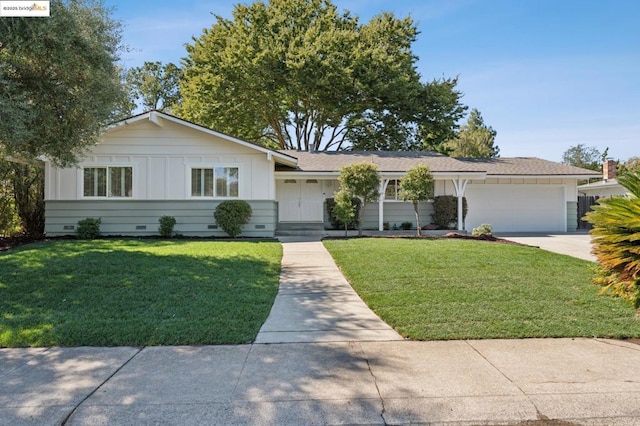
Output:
left=378, top=179, right=389, bottom=231
left=451, top=177, right=469, bottom=231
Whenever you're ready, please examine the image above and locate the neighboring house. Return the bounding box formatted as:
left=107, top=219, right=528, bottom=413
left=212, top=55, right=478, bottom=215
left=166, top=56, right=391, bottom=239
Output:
left=577, top=159, right=629, bottom=198
left=44, top=111, right=600, bottom=237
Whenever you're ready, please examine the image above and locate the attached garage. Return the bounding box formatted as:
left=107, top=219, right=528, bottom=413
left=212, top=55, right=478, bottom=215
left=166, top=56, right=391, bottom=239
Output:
left=465, top=184, right=566, bottom=232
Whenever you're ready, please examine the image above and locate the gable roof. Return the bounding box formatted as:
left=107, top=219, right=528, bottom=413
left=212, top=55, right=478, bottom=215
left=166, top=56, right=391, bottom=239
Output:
left=108, top=110, right=298, bottom=167
left=279, top=150, right=601, bottom=178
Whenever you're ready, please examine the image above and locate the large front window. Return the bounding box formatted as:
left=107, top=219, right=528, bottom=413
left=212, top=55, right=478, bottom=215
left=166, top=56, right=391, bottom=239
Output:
left=191, top=167, right=239, bottom=197
left=83, top=167, right=132, bottom=197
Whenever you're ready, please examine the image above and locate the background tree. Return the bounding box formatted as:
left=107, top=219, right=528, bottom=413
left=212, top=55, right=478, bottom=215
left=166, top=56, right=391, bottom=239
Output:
left=445, top=109, right=499, bottom=158
left=585, top=170, right=640, bottom=307
left=126, top=61, right=182, bottom=113
left=178, top=0, right=466, bottom=151
left=332, top=189, right=356, bottom=236
left=561, top=144, right=606, bottom=171
left=0, top=0, right=124, bottom=235
left=399, top=165, right=434, bottom=236
left=618, top=156, right=640, bottom=176
left=338, top=163, right=380, bottom=236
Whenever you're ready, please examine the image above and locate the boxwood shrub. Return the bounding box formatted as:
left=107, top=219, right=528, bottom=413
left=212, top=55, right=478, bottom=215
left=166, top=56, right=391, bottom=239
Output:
left=214, top=200, right=252, bottom=237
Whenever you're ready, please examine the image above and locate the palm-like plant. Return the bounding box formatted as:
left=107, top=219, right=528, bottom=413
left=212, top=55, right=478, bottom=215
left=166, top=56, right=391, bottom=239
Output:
left=585, top=170, right=640, bottom=306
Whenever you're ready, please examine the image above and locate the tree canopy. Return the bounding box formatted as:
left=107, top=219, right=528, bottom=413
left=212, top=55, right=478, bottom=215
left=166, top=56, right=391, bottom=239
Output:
left=338, top=162, right=380, bottom=236
left=561, top=144, right=606, bottom=171
left=178, top=0, right=466, bottom=152
left=125, top=61, right=182, bottom=113
left=0, top=0, right=125, bottom=166
left=445, top=109, right=499, bottom=158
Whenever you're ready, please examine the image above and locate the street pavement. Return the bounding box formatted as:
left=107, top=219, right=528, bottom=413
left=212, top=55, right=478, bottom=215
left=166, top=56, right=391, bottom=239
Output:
left=2, top=234, right=639, bottom=425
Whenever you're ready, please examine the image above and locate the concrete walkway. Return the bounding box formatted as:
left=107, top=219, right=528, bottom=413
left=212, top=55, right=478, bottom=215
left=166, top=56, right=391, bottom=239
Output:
left=256, top=237, right=402, bottom=343
left=498, top=232, right=597, bottom=262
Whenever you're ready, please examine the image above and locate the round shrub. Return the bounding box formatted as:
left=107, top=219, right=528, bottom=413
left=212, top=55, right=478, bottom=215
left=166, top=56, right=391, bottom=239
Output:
left=214, top=200, right=252, bottom=238
left=472, top=223, right=493, bottom=236
left=432, top=195, right=468, bottom=229
left=77, top=217, right=101, bottom=239
left=158, top=215, right=177, bottom=238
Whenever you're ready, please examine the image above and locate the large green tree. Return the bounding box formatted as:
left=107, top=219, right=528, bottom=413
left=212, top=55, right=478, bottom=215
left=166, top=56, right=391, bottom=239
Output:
left=179, top=0, right=466, bottom=151
left=445, top=109, right=499, bottom=158
left=0, top=0, right=125, bottom=166
left=125, top=61, right=182, bottom=113
left=561, top=144, right=606, bottom=171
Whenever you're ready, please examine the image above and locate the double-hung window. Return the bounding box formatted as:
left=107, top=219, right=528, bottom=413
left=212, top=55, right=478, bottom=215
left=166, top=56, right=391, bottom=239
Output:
left=191, top=167, right=239, bottom=198
left=83, top=167, right=132, bottom=197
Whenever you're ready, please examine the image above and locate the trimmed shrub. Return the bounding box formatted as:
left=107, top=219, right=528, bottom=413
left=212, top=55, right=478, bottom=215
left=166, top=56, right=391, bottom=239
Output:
left=585, top=170, right=640, bottom=306
left=158, top=215, right=177, bottom=238
left=472, top=224, right=493, bottom=236
left=400, top=221, right=412, bottom=230
left=432, top=195, right=468, bottom=229
left=326, top=197, right=361, bottom=230
left=214, top=200, right=252, bottom=238
left=77, top=217, right=101, bottom=239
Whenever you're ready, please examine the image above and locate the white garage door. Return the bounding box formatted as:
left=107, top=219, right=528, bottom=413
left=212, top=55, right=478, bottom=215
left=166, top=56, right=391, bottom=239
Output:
left=464, top=184, right=566, bottom=232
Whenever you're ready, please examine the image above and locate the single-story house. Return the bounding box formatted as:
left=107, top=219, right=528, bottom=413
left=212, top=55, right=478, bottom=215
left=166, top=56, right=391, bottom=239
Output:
left=43, top=111, right=600, bottom=237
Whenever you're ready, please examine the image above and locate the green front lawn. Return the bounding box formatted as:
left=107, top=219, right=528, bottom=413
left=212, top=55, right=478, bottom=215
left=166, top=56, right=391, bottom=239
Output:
left=0, top=240, right=282, bottom=347
left=324, top=238, right=640, bottom=340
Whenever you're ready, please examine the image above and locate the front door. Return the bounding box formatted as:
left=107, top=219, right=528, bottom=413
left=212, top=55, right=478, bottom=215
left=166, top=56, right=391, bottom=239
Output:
left=277, top=179, right=323, bottom=222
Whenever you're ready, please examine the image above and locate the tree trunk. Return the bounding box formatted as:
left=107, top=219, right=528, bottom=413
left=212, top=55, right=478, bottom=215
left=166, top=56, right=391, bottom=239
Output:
left=358, top=198, right=365, bottom=237
left=413, top=201, right=421, bottom=236
left=11, top=164, right=45, bottom=236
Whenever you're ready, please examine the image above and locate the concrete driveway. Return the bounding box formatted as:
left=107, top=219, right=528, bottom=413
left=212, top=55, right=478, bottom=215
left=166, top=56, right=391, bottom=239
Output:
left=496, top=232, right=596, bottom=262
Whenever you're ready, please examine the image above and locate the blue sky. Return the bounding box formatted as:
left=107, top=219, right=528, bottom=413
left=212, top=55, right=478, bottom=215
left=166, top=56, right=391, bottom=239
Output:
left=104, top=0, right=639, bottom=162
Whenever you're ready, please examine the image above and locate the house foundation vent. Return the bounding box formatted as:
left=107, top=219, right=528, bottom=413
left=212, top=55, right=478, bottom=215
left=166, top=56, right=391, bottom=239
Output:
left=255, top=224, right=266, bottom=229
left=136, top=225, right=147, bottom=230
left=63, top=225, right=75, bottom=231
left=208, top=225, right=218, bottom=229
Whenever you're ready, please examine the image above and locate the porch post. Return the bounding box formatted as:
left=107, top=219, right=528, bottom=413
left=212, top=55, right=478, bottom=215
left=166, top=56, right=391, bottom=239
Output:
left=378, top=179, right=387, bottom=231
left=451, top=178, right=469, bottom=231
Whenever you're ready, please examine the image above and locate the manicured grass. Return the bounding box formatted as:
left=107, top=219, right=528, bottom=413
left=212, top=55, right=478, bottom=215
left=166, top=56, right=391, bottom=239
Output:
left=324, top=238, right=640, bottom=340
left=0, top=240, right=282, bottom=347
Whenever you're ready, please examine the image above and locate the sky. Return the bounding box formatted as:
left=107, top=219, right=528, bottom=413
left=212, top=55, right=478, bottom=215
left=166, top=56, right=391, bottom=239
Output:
left=103, top=0, right=639, bottom=163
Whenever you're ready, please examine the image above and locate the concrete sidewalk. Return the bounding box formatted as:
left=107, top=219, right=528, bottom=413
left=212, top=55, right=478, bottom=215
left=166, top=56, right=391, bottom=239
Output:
left=3, top=339, right=640, bottom=425
left=256, top=237, right=402, bottom=343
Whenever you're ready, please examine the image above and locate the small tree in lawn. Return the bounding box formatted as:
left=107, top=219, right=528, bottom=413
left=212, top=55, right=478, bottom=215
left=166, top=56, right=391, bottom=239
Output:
left=332, top=189, right=356, bottom=237
left=338, top=163, right=380, bottom=236
left=399, top=165, right=434, bottom=236
left=585, top=170, right=640, bottom=306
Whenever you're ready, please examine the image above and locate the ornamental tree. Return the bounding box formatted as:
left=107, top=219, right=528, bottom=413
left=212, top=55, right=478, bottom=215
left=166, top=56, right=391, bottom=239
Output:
left=338, top=163, right=380, bottom=236
left=399, top=165, right=434, bottom=236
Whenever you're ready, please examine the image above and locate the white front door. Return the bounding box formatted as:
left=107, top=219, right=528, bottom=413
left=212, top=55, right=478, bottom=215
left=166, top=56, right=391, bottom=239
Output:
left=277, top=179, right=324, bottom=222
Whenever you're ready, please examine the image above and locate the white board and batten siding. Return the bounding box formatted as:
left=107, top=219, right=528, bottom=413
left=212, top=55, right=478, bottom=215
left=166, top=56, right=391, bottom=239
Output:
left=45, top=119, right=278, bottom=237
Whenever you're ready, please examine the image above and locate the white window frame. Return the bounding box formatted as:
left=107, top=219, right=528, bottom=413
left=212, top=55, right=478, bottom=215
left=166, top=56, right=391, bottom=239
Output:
left=187, top=164, right=241, bottom=199
left=384, top=179, right=403, bottom=202
left=81, top=165, right=134, bottom=199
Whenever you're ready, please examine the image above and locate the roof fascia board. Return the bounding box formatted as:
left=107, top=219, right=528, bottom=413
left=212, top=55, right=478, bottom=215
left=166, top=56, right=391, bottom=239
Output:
left=488, top=174, right=600, bottom=179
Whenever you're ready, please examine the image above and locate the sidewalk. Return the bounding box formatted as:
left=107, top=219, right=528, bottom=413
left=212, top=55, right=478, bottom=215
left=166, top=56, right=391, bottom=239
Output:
left=3, top=339, right=640, bottom=425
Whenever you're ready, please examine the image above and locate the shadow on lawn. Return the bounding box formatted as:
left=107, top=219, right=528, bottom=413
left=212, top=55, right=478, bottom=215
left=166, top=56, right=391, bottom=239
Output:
left=0, top=240, right=281, bottom=347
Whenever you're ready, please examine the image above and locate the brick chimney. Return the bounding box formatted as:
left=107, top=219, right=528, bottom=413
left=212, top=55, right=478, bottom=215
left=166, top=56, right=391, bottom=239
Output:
left=603, top=159, right=616, bottom=181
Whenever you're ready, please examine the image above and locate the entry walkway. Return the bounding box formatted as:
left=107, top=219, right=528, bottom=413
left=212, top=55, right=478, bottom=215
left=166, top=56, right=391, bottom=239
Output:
left=256, top=237, right=402, bottom=343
